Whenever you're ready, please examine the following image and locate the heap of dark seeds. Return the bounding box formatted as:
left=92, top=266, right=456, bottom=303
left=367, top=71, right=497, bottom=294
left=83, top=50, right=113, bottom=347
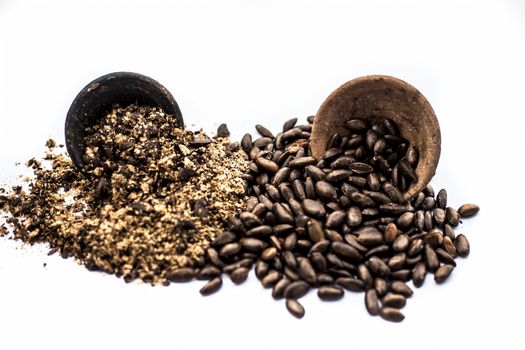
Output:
left=0, top=105, right=248, bottom=285
left=0, top=107, right=479, bottom=322
left=169, top=116, right=479, bottom=322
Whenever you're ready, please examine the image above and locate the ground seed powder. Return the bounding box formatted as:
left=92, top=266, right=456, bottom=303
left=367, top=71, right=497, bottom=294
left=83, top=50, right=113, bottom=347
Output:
left=0, top=105, right=249, bottom=285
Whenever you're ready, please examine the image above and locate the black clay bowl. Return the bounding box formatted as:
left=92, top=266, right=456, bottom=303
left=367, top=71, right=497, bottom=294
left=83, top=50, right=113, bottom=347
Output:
left=65, top=72, right=183, bottom=169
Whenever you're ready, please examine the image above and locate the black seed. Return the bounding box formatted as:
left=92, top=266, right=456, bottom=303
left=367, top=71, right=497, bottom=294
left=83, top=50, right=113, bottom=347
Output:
left=332, top=241, right=362, bottom=261
left=455, top=234, right=470, bottom=257
left=283, top=118, right=298, bottom=132
left=318, top=286, right=344, bottom=301
left=434, top=264, right=454, bottom=283
left=211, top=231, right=236, bottom=247
left=256, top=124, right=274, bottom=138
left=358, top=264, right=374, bottom=288
left=255, top=260, right=269, bottom=279
left=382, top=293, right=407, bottom=308
left=315, top=181, right=337, bottom=201
left=325, top=169, right=352, bottom=182
left=261, top=270, right=281, bottom=288
left=286, top=299, right=305, bottom=319
left=196, top=266, right=221, bottom=280
left=230, top=267, right=250, bottom=284
left=356, top=227, right=383, bottom=246
left=389, top=280, right=413, bottom=297
left=437, top=189, right=447, bottom=209
left=256, top=156, right=279, bottom=173
left=365, top=289, right=379, bottom=316
left=283, top=280, right=310, bottom=299
left=424, top=244, right=440, bottom=272
left=457, top=203, right=479, bottom=217
left=200, top=277, right=222, bottom=296
left=166, top=267, right=195, bottom=282
left=272, top=278, right=290, bottom=299
left=349, top=162, right=374, bottom=174
left=297, top=257, right=317, bottom=284
left=336, top=277, right=364, bottom=292
left=217, top=123, right=230, bottom=137
left=412, top=262, right=426, bottom=287
left=302, top=199, right=326, bottom=218
left=379, top=307, right=405, bottom=322
left=289, top=156, right=316, bottom=168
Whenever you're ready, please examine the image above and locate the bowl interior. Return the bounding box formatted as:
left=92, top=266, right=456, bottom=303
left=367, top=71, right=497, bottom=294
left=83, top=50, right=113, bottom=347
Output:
left=65, top=72, right=183, bottom=169
left=311, top=75, right=440, bottom=200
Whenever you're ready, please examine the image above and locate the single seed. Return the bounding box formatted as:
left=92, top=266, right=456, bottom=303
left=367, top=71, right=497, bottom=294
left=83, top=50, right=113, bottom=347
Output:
left=457, top=203, right=480, bottom=217
left=272, top=278, right=290, bottom=299
left=255, top=124, right=274, bottom=138
left=382, top=293, right=407, bottom=308
left=455, top=234, right=470, bottom=257
left=412, top=262, right=427, bottom=287
left=374, top=277, right=388, bottom=297
left=384, top=223, right=399, bottom=244
left=332, top=241, right=362, bottom=261
left=286, top=299, right=305, bottom=319
left=318, top=286, right=344, bottom=301
left=261, top=247, right=278, bottom=261
left=307, top=219, right=325, bottom=243
left=166, top=267, right=195, bottom=282
left=434, top=264, right=455, bottom=283
left=389, top=280, right=413, bottom=297
left=230, top=267, right=250, bottom=284
left=283, top=280, right=310, bottom=299
left=261, top=270, right=281, bottom=288
left=356, top=227, right=383, bottom=246
left=336, top=277, right=364, bottom=292
left=379, top=307, right=405, bottom=322
left=297, top=258, right=317, bottom=284
left=255, top=156, right=279, bottom=173
left=393, top=234, right=410, bottom=252
left=302, top=199, right=326, bottom=218
left=217, top=123, right=230, bottom=137
left=365, top=289, right=379, bottom=316
left=424, top=244, right=440, bottom=272
left=200, top=277, right=222, bottom=296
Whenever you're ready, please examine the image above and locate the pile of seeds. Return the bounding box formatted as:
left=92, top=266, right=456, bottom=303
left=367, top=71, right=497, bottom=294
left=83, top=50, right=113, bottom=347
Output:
left=0, top=107, right=479, bottom=322
left=165, top=116, right=479, bottom=322
left=0, top=104, right=248, bottom=285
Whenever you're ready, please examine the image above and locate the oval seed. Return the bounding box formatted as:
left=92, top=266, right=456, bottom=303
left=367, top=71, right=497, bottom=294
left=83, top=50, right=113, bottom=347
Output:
left=272, top=278, right=290, bottom=299
left=336, top=277, right=364, bottom=292
left=302, top=199, right=326, bottom=218
left=317, top=286, right=344, bottom=301
left=230, top=267, right=250, bottom=284
left=382, top=293, right=407, bottom=308
left=286, top=299, right=305, bottom=319
left=455, top=234, right=470, bottom=257
left=390, top=280, right=413, bottom=297
left=457, top=203, right=480, bottom=217
left=166, top=267, right=195, bottom=282
left=283, top=280, right=310, bottom=299
left=297, top=258, right=317, bottom=284
left=199, top=277, right=222, bottom=296
left=379, top=307, right=405, bottom=322
left=307, top=219, right=325, bottom=242
left=434, top=264, right=455, bottom=283
left=261, top=270, right=281, bottom=288
left=365, top=289, right=379, bottom=316
left=412, top=262, right=427, bottom=288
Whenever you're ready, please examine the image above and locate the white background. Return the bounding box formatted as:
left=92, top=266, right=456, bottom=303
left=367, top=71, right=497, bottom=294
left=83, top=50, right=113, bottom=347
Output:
left=1, top=1, right=524, bottom=349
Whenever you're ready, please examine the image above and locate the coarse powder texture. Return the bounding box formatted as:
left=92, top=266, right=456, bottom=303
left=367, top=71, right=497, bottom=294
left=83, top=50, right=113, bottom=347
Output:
left=0, top=105, right=249, bottom=285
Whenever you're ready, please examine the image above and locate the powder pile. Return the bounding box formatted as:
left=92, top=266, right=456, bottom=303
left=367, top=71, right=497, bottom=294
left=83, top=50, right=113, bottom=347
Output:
left=0, top=105, right=249, bottom=285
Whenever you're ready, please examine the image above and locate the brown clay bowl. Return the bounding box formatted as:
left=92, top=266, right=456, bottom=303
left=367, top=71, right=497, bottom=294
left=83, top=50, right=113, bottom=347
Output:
left=310, top=75, right=441, bottom=201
